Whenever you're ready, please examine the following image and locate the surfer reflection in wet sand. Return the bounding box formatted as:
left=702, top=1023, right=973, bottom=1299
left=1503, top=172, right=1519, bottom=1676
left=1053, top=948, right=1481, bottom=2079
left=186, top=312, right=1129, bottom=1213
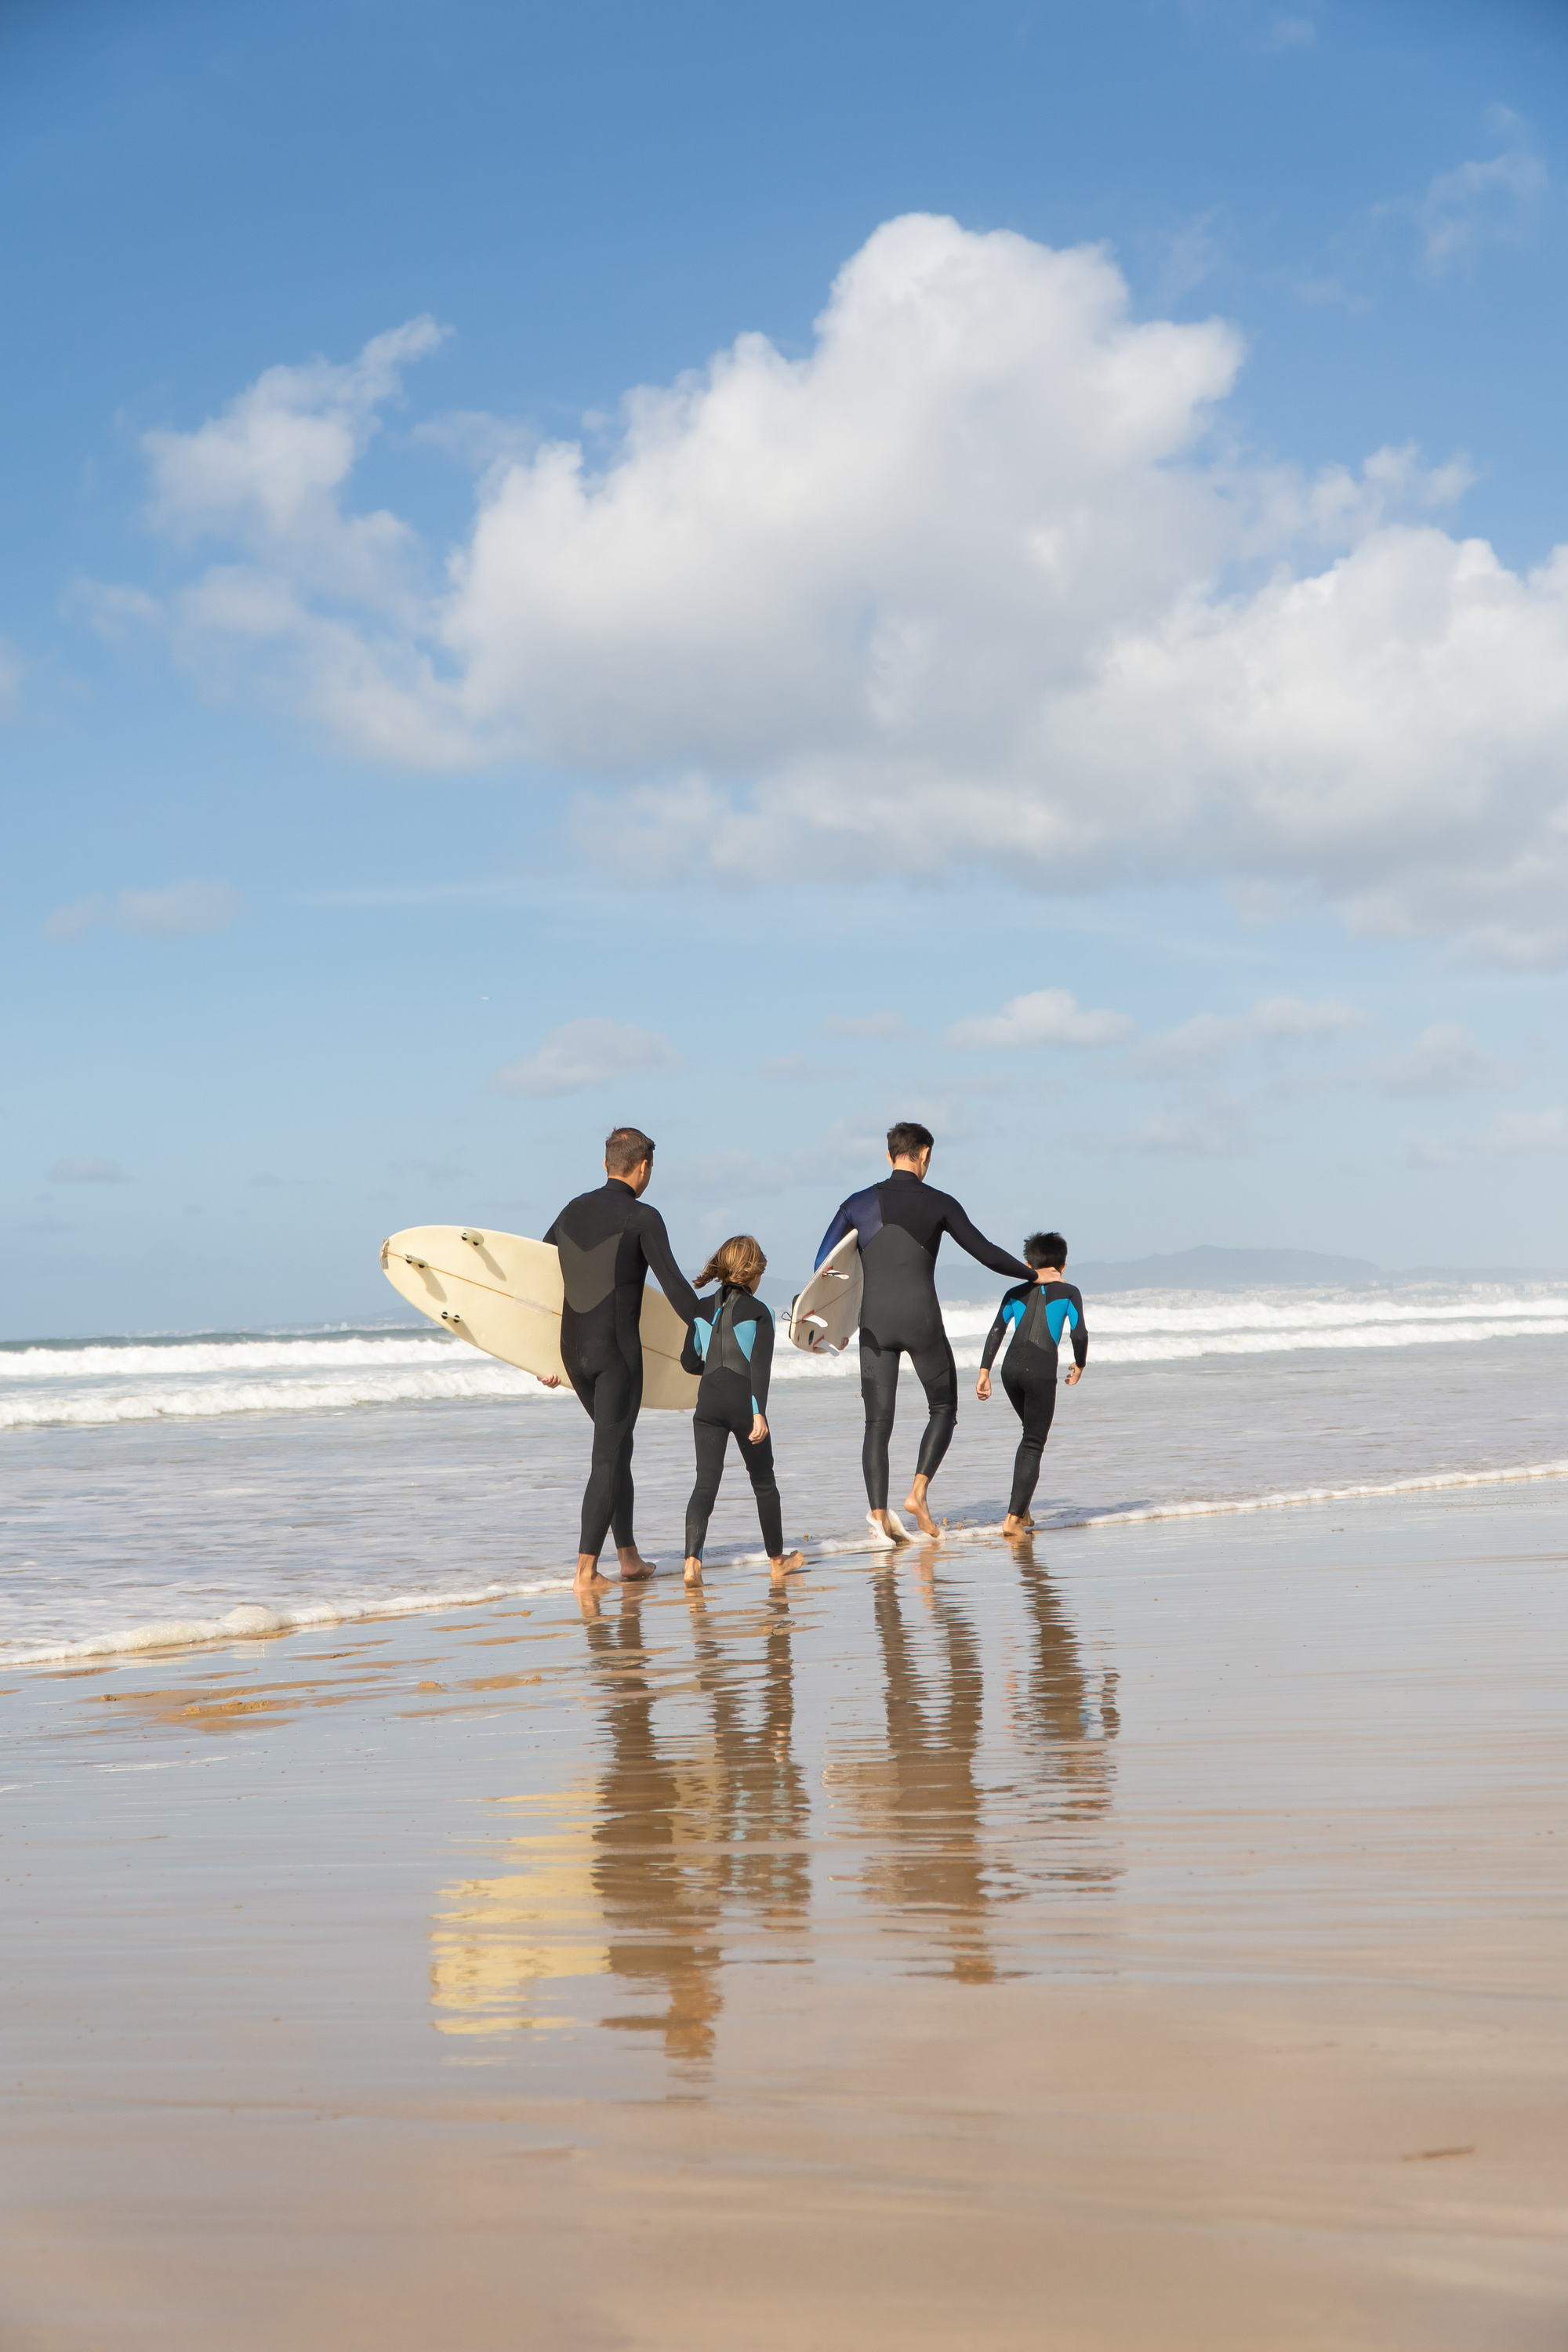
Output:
left=541, top=1127, right=699, bottom=1592
left=579, top=1581, right=810, bottom=2062
left=837, top=1546, right=1120, bottom=1979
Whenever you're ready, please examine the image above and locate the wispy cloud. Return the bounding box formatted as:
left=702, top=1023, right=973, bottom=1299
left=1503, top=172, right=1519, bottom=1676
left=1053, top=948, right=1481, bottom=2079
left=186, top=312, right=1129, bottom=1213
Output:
left=818, top=1011, right=911, bottom=1041
left=1367, top=1023, right=1520, bottom=1100
left=1403, top=107, right=1547, bottom=276
left=489, top=1018, right=684, bottom=1099
left=46, top=880, right=247, bottom=942
left=1135, top=995, right=1366, bottom=1076
left=946, top=989, right=1132, bottom=1052
left=1406, top=1103, right=1563, bottom=1170
left=49, top=1155, right=125, bottom=1182
left=757, top=1053, right=854, bottom=1083
left=1095, top=1098, right=1254, bottom=1159
left=1487, top=1107, right=1566, bottom=1154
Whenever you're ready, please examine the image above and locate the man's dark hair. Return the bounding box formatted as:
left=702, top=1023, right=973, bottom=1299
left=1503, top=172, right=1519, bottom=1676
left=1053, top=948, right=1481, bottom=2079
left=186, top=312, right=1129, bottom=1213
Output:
left=887, top=1120, right=935, bottom=1160
left=1024, top=1231, right=1067, bottom=1270
left=604, top=1126, right=655, bottom=1177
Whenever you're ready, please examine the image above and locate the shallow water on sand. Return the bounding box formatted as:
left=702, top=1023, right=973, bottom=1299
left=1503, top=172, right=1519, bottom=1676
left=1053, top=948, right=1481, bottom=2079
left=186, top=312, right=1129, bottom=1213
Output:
left=4, top=1483, right=1566, bottom=2350
left=3, top=1312, right=1566, bottom=1658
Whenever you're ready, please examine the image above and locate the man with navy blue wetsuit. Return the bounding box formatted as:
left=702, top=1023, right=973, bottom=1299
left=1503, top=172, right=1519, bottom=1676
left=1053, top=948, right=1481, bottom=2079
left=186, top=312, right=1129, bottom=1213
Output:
left=815, top=1122, right=1031, bottom=1540
left=975, top=1230, right=1088, bottom=1536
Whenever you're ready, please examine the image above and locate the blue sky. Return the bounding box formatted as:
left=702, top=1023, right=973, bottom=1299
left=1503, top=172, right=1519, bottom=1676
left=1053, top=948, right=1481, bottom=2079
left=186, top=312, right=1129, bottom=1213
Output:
left=5, top=0, right=1567, bottom=1334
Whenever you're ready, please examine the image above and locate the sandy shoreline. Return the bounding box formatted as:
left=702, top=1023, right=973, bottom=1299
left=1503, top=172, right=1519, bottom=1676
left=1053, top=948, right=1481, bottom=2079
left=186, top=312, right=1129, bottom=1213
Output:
left=5, top=1481, right=1566, bottom=2348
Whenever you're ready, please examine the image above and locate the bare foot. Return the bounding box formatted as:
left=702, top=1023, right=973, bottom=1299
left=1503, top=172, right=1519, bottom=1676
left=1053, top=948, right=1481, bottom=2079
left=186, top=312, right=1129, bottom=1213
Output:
left=684, top=1555, right=704, bottom=1585
left=904, top=1480, right=939, bottom=1537
left=869, top=1509, right=911, bottom=1545
left=769, top=1550, right=806, bottom=1577
left=1002, top=1515, right=1036, bottom=1538
left=575, top=1552, right=609, bottom=1588
left=616, top=1546, right=658, bottom=1583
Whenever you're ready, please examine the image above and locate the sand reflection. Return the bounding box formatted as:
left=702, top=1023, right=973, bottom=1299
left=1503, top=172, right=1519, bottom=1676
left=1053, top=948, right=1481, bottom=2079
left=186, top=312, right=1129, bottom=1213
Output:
left=430, top=1542, right=1118, bottom=2053
left=430, top=1584, right=810, bottom=2060
left=825, top=1542, right=1120, bottom=1979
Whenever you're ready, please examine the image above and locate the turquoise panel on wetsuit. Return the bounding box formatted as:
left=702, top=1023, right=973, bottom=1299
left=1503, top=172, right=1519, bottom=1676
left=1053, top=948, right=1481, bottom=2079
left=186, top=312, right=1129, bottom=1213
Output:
left=1045, top=1296, right=1078, bottom=1347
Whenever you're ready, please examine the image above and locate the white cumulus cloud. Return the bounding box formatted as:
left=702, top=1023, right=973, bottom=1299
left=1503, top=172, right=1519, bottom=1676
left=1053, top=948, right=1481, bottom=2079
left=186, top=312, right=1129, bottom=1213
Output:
left=488, top=1018, right=684, bottom=1099
left=945, top=988, right=1132, bottom=1051
left=113, top=214, right=1568, bottom=962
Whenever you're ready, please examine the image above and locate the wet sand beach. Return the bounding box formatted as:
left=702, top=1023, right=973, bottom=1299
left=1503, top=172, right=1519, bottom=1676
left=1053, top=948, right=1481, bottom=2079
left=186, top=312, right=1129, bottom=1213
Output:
left=4, top=1479, right=1566, bottom=2350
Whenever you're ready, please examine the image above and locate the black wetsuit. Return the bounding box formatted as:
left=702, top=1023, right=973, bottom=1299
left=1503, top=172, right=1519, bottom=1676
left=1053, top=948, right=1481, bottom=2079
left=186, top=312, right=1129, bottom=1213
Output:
left=544, top=1179, right=699, bottom=1559
left=815, top=1173, right=1030, bottom=1510
left=981, top=1279, right=1088, bottom=1519
left=680, top=1285, right=782, bottom=1561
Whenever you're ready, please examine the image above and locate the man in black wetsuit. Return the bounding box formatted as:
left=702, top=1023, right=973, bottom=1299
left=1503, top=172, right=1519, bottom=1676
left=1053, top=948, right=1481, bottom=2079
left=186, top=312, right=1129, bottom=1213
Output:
left=815, top=1121, right=1031, bottom=1540
left=544, top=1126, right=699, bottom=1589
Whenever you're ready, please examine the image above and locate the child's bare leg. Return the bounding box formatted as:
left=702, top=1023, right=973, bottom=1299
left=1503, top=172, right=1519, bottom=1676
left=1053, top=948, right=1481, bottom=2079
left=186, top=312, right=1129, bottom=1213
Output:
left=684, top=1555, right=703, bottom=1584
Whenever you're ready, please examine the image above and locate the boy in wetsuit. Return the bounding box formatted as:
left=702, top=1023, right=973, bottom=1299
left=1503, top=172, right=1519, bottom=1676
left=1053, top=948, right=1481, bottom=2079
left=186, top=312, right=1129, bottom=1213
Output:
left=975, top=1231, right=1087, bottom=1537
left=815, top=1121, right=1031, bottom=1540
left=543, top=1126, right=699, bottom=1589
left=680, top=1234, right=806, bottom=1587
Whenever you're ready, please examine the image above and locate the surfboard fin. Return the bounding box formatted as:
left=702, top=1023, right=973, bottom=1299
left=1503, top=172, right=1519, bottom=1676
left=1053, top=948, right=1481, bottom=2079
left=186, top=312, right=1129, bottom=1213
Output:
left=460, top=1229, right=485, bottom=1247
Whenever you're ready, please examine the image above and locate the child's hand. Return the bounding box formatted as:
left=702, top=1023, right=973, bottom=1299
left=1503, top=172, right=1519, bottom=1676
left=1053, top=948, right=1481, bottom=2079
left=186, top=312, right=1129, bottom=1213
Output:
left=975, top=1370, right=991, bottom=1400
left=750, top=1413, right=768, bottom=1443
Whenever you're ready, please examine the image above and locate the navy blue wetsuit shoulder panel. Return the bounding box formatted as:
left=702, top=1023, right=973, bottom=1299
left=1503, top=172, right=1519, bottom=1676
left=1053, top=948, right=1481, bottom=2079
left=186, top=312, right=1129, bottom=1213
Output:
left=814, top=1182, right=884, bottom=1268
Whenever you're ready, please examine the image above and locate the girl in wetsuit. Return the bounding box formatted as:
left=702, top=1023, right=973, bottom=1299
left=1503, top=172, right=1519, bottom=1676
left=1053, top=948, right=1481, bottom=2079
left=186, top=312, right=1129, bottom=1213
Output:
left=976, top=1231, right=1088, bottom=1536
left=681, top=1235, right=806, bottom=1586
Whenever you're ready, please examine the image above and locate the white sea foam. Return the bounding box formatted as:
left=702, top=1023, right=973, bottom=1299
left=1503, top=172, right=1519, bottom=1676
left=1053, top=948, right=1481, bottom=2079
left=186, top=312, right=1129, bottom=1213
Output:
left=7, top=1575, right=579, bottom=1669
left=6, top=1283, right=1567, bottom=1435
left=0, top=1359, right=569, bottom=1432
left=0, top=1334, right=458, bottom=1381
left=14, top=1452, right=1563, bottom=1671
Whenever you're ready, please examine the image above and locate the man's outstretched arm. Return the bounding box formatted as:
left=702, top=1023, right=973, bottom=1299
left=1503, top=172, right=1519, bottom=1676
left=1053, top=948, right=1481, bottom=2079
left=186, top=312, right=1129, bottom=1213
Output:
left=637, top=1207, right=701, bottom=1324
left=942, top=1200, right=1032, bottom=1283
left=814, top=1199, right=854, bottom=1270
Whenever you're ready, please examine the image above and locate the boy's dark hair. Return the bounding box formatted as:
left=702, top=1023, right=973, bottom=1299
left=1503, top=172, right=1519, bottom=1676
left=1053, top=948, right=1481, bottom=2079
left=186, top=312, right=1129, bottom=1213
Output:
left=1024, top=1231, right=1067, bottom=1270
left=604, top=1126, right=655, bottom=1176
left=887, top=1120, right=935, bottom=1160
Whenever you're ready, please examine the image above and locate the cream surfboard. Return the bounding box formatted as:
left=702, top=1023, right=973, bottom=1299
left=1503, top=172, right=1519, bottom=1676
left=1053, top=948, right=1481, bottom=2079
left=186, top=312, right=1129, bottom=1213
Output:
left=788, top=1230, right=862, bottom=1353
left=379, top=1226, right=699, bottom=1409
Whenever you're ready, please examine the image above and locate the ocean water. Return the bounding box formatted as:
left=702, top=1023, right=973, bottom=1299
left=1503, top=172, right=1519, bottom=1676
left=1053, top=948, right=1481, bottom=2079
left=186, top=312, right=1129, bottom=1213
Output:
left=3, top=1279, right=1565, bottom=1664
